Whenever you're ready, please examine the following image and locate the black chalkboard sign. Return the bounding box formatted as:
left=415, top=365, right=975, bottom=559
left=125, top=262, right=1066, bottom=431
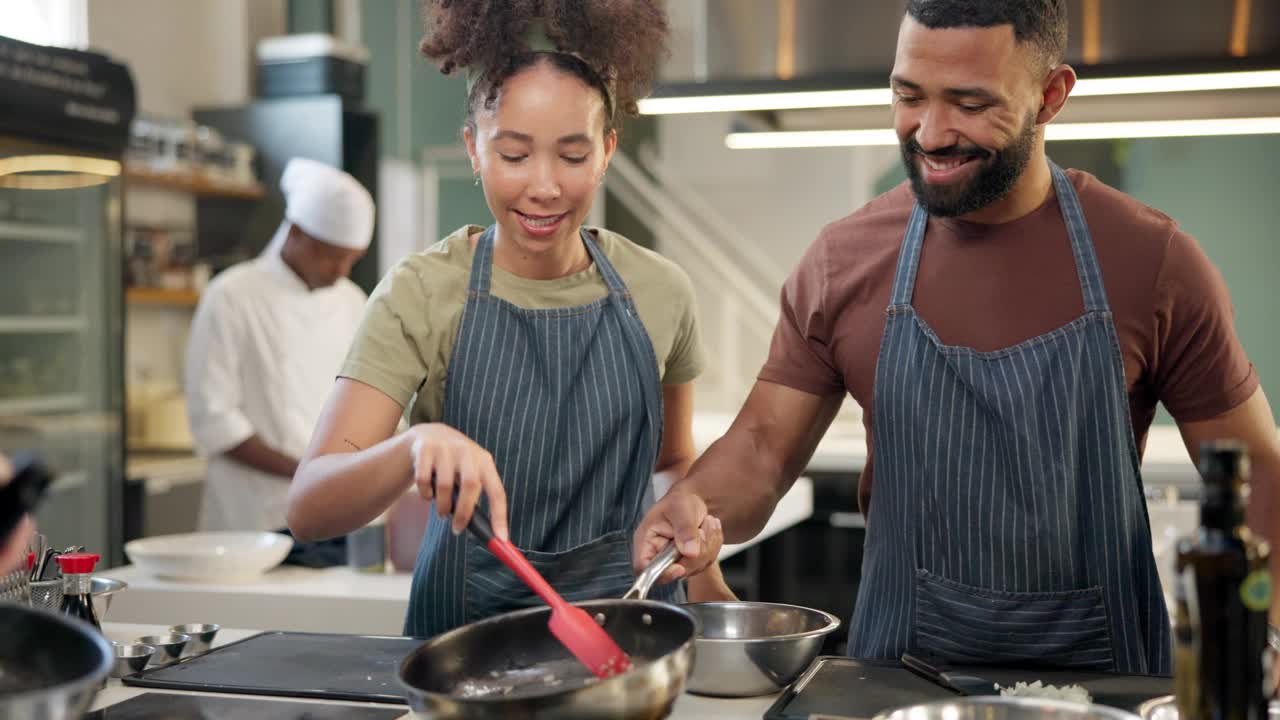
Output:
left=0, top=34, right=135, bottom=152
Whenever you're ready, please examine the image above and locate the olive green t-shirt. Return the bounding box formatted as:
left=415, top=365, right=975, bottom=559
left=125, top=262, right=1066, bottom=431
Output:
left=339, top=225, right=704, bottom=423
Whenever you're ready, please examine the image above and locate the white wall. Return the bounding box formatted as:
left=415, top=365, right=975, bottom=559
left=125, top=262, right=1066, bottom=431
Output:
left=657, top=113, right=898, bottom=284
left=86, top=0, right=284, bottom=118
left=653, top=111, right=898, bottom=417
left=650, top=2, right=902, bottom=417
left=85, top=0, right=285, bottom=415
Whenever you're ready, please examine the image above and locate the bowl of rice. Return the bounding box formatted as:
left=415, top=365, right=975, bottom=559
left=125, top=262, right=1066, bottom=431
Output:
left=999, top=680, right=1094, bottom=705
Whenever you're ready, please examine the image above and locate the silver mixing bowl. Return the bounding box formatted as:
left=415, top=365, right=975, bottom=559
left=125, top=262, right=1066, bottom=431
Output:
left=1138, top=695, right=1280, bottom=720
left=876, top=696, right=1143, bottom=720
left=683, top=601, right=841, bottom=697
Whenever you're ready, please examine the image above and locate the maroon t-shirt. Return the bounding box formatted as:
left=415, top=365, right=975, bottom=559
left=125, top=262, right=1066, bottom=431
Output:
left=759, top=170, right=1259, bottom=514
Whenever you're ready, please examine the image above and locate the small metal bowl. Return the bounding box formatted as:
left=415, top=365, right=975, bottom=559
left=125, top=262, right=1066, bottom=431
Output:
left=90, top=577, right=128, bottom=620
left=110, top=642, right=155, bottom=678
left=135, top=633, right=189, bottom=666
left=168, top=623, right=219, bottom=655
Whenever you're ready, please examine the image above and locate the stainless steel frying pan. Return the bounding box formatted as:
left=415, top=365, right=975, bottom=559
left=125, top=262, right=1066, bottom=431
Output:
left=398, top=543, right=697, bottom=719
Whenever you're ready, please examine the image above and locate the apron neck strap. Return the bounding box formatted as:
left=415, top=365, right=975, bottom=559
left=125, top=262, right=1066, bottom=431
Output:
left=468, top=225, right=498, bottom=295
left=889, top=204, right=930, bottom=307
left=1050, top=163, right=1110, bottom=313
left=467, top=225, right=630, bottom=296
left=889, top=162, right=1111, bottom=313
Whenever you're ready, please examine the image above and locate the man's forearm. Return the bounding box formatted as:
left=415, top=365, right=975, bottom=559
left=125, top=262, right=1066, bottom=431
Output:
left=682, top=426, right=792, bottom=544
left=680, top=384, right=843, bottom=544
left=225, top=435, right=298, bottom=479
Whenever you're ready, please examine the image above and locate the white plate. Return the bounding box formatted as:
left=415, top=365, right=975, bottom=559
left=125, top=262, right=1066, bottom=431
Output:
left=124, top=531, right=293, bottom=582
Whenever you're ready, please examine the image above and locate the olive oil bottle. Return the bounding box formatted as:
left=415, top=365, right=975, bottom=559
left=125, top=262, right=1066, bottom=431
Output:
left=1174, top=440, right=1273, bottom=720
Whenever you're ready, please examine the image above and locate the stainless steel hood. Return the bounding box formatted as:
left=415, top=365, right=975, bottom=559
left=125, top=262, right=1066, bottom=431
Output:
left=654, top=0, right=1280, bottom=136
left=666, top=0, right=1280, bottom=84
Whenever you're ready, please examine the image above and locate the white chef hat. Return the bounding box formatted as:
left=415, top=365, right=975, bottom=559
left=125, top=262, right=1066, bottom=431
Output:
left=280, top=158, right=374, bottom=250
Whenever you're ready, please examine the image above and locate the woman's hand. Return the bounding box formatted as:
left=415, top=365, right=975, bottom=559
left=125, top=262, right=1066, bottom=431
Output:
left=0, top=453, right=35, bottom=574
left=407, top=423, right=509, bottom=542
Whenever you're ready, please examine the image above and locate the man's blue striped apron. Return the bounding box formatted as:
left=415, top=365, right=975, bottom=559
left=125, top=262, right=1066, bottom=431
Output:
left=847, top=163, right=1171, bottom=674
left=404, top=225, right=683, bottom=638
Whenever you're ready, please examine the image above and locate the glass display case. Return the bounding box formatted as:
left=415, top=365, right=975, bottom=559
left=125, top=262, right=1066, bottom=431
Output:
left=0, top=33, right=135, bottom=564
left=0, top=140, right=126, bottom=562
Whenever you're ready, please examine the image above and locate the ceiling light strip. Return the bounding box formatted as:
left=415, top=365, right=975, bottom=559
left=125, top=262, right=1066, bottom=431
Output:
left=724, top=117, right=1280, bottom=149
left=726, top=129, right=899, bottom=149
left=1071, top=69, right=1280, bottom=96
left=641, top=70, right=1280, bottom=115
left=639, top=88, right=893, bottom=115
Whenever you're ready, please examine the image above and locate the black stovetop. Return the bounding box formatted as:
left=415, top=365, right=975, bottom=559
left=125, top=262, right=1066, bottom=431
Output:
left=86, top=692, right=406, bottom=720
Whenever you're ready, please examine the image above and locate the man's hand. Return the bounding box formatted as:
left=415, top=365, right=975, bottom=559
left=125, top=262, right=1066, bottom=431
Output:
left=686, top=515, right=738, bottom=602
left=226, top=435, right=300, bottom=479
left=633, top=485, right=722, bottom=584
left=0, top=453, right=35, bottom=574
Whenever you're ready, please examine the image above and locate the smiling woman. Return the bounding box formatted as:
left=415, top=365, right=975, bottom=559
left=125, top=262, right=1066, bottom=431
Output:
left=420, top=0, right=667, bottom=280
left=286, top=0, right=737, bottom=644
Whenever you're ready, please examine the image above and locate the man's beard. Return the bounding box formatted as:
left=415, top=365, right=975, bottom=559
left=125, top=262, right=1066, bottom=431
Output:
left=901, top=113, right=1038, bottom=218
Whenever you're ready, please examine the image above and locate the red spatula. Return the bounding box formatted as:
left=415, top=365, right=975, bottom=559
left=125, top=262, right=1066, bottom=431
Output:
left=460, top=504, right=633, bottom=678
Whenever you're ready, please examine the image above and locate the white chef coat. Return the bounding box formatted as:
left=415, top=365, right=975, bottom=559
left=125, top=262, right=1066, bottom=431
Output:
left=184, top=249, right=367, bottom=532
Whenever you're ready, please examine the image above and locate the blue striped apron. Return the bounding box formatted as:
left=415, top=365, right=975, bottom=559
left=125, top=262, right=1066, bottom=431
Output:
left=404, top=225, right=683, bottom=638
left=847, top=164, right=1171, bottom=674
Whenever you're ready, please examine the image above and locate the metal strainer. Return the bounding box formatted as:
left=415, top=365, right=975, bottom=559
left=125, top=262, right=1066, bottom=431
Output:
left=28, top=578, right=61, bottom=612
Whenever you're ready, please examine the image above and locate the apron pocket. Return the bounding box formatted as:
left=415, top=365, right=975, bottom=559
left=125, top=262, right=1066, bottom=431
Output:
left=463, top=529, right=636, bottom=624
left=913, top=569, right=1115, bottom=671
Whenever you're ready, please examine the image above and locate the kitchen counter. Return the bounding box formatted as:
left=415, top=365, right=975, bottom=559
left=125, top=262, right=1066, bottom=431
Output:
left=104, top=478, right=813, bottom=635
left=697, top=412, right=1211, bottom=487
left=92, top=622, right=779, bottom=719
left=119, top=412, right=1217, bottom=500
left=125, top=450, right=207, bottom=495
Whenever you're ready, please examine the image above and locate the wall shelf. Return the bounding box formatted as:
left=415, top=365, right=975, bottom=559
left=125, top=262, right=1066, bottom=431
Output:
left=126, top=288, right=200, bottom=307
left=124, top=164, right=266, bottom=201
left=0, top=221, right=81, bottom=244
left=0, top=316, right=86, bottom=333
left=0, top=394, right=86, bottom=416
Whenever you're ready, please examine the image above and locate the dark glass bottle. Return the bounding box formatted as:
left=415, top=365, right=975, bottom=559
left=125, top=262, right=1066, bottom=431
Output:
left=55, top=552, right=102, bottom=631
left=1174, top=441, right=1273, bottom=720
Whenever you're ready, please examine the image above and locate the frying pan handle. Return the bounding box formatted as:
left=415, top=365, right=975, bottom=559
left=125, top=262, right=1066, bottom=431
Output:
left=623, top=542, right=681, bottom=600
left=429, top=473, right=496, bottom=544
left=464, top=504, right=496, bottom=545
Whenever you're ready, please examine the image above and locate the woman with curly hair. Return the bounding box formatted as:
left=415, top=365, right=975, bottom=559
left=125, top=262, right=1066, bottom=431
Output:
left=287, top=0, right=735, bottom=637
